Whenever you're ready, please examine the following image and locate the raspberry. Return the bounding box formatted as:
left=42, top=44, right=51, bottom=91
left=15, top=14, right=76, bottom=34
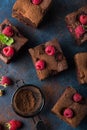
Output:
left=35, top=60, right=45, bottom=70
left=2, top=46, right=14, bottom=57
left=6, top=120, right=22, bottom=130
left=79, top=14, right=87, bottom=25
left=32, top=0, right=42, bottom=5
left=63, top=108, right=73, bottom=118
left=0, top=76, right=11, bottom=87
left=2, top=26, right=14, bottom=37
left=45, top=45, right=56, bottom=56
left=73, top=93, right=82, bottom=102
left=75, top=25, right=85, bottom=38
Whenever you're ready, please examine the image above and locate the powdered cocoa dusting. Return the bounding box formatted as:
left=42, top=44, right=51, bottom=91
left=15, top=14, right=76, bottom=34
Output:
left=15, top=89, right=35, bottom=114
left=13, top=85, right=44, bottom=117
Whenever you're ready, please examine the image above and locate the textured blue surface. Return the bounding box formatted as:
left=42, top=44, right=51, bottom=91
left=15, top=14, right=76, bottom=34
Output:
left=0, top=0, right=87, bottom=130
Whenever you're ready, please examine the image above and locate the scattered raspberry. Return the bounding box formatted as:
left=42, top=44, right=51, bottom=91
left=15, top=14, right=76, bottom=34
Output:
left=32, top=0, right=42, bottom=5
left=2, top=46, right=14, bottom=57
left=63, top=108, right=73, bottom=118
left=35, top=60, right=45, bottom=70
left=75, top=25, right=85, bottom=38
left=2, top=26, right=14, bottom=37
left=73, top=93, right=82, bottom=102
left=6, top=120, right=22, bottom=130
left=45, top=45, right=56, bottom=56
left=0, top=76, right=11, bottom=87
left=79, top=14, right=87, bottom=25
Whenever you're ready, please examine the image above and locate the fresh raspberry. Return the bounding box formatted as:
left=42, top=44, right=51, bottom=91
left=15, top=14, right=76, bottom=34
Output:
left=73, top=93, right=82, bottom=102
left=75, top=25, right=85, bottom=38
left=2, top=26, right=14, bottom=37
left=0, top=76, right=11, bottom=87
left=35, top=60, right=45, bottom=70
left=63, top=108, right=73, bottom=118
left=2, top=46, right=14, bottom=57
left=79, top=14, right=87, bottom=25
left=6, top=120, right=22, bottom=130
left=32, top=0, right=42, bottom=5
left=45, top=45, right=56, bottom=56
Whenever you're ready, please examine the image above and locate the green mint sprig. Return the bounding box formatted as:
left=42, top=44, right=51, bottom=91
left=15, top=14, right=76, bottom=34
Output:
left=0, top=34, right=14, bottom=46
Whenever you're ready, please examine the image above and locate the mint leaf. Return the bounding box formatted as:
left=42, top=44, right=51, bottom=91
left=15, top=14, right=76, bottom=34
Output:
left=3, top=37, right=14, bottom=46
left=0, top=34, right=14, bottom=46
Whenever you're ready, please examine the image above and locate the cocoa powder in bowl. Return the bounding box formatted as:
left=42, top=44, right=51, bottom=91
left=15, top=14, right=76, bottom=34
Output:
left=12, top=85, right=44, bottom=117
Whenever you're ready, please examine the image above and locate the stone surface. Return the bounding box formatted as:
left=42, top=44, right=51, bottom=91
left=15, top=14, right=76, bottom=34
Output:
left=0, top=0, right=87, bottom=130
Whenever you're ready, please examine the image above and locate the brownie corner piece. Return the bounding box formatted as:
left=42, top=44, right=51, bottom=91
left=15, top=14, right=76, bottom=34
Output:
left=65, top=5, right=87, bottom=45
left=12, top=0, right=52, bottom=28
left=29, top=39, right=68, bottom=80
left=74, top=52, right=87, bottom=84
left=0, top=19, right=28, bottom=64
left=51, top=87, right=87, bottom=127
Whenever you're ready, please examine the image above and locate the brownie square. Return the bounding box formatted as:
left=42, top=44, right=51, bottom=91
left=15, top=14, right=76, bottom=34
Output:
left=29, top=39, right=68, bottom=80
left=0, top=19, right=28, bottom=64
left=74, top=52, right=87, bottom=84
left=65, top=5, right=87, bottom=45
left=51, top=87, right=87, bottom=127
left=12, top=0, right=52, bottom=28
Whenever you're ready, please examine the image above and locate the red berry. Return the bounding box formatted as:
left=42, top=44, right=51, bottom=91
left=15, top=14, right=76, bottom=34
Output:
left=0, top=76, right=11, bottom=87
left=79, top=14, right=87, bottom=25
left=45, top=45, right=56, bottom=56
left=32, top=0, right=42, bottom=5
left=2, top=46, right=14, bottom=57
left=75, top=25, right=85, bottom=38
left=73, top=93, right=82, bottom=102
left=6, top=120, right=22, bottom=130
left=2, top=26, right=14, bottom=37
left=35, top=60, right=45, bottom=70
left=63, top=108, right=73, bottom=118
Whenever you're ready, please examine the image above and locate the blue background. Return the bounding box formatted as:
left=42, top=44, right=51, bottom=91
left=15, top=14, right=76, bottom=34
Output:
left=0, top=0, right=87, bottom=130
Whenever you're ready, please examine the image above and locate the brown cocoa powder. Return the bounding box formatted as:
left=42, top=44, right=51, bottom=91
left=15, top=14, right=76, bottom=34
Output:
left=13, top=85, right=43, bottom=117
left=15, top=90, right=35, bottom=114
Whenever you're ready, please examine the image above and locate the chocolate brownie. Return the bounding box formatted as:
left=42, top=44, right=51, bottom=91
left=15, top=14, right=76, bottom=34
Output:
left=12, top=0, right=52, bottom=28
left=74, top=52, right=87, bottom=84
left=29, top=39, right=68, bottom=80
left=51, top=87, right=87, bottom=127
left=0, top=19, right=28, bottom=64
left=65, top=5, right=87, bottom=45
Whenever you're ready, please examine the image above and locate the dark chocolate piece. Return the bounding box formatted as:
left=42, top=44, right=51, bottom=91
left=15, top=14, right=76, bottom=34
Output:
left=29, top=39, right=68, bottom=80
left=12, top=0, right=52, bottom=28
left=0, top=19, right=28, bottom=64
left=74, top=52, right=87, bottom=84
left=51, top=87, right=87, bottom=127
left=65, top=5, right=87, bottom=45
